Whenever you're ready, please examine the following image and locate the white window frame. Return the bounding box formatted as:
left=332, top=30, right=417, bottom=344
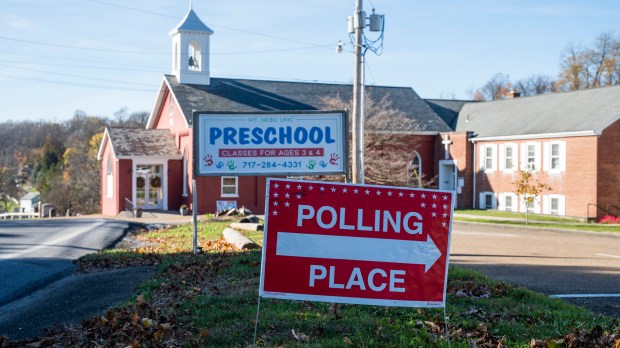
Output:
left=182, top=149, right=188, bottom=197
left=106, top=154, right=114, bottom=198
left=479, top=144, right=497, bottom=173
left=543, top=140, right=566, bottom=173
left=519, top=194, right=541, bottom=214
left=543, top=194, right=566, bottom=216
left=221, top=176, right=239, bottom=197
left=498, top=192, right=518, bottom=212
left=520, top=142, right=541, bottom=172
left=479, top=192, right=496, bottom=210
left=499, top=143, right=517, bottom=172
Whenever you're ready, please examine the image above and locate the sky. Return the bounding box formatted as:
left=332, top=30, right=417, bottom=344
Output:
left=1, top=0, right=619, bottom=122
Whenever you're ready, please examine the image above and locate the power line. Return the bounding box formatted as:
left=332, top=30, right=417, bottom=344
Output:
left=0, top=59, right=162, bottom=73
left=215, top=44, right=334, bottom=56
left=0, top=36, right=168, bottom=55
left=0, top=33, right=336, bottom=58
left=0, top=73, right=154, bottom=92
left=0, top=63, right=155, bottom=87
left=0, top=50, right=164, bottom=71
left=86, top=0, right=338, bottom=51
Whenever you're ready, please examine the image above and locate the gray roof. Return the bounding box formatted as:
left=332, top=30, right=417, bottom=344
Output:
left=107, top=128, right=180, bottom=157
left=456, top=85, right=620, bottom=138
left=170, top=9, right=213, bottom=35
left=20, top=192, right=39, bottom=201
left=165, top=75, right=452, bottom=132
left=424, top=99, right=469, bottom=129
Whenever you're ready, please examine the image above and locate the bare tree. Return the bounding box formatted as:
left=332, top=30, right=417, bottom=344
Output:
left=557, top=32, right=620, bottom=91
left=514, top=74, right=556, bottom=96
left=320, top=92, right=429, bottom=186
left=471, top=73, right=513, bottom=101
left=480, top=73, right=512, bottom=100
left=588, top=32, right=616, bottom=87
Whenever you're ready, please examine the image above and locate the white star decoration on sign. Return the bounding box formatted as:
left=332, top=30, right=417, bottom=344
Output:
left=269, top=181, right=452, bottom=229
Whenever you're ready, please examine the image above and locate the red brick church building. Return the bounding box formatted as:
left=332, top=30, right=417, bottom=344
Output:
left=98, top=7, right=620, bottom=220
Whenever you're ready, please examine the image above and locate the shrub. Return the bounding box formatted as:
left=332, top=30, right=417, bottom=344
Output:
left=598, top=215, right=620, bottom=224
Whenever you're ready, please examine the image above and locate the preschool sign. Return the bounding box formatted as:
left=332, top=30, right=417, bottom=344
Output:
left=259, top=178, right=454, bottom=308
left=193, top=111, right=347, bottom=176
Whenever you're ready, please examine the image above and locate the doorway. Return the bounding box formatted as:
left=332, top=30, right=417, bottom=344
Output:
left=438, top=160, right=457, bottom=191
left=135, top=164, right=163, bottom=210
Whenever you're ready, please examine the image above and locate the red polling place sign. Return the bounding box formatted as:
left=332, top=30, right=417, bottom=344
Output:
left=259, top=178, right=454, bottom=307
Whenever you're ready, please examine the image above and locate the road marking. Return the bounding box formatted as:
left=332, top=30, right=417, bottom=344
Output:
left=550, top=294, right=620, bottom=298
left=276, top=232, right=442, bottom=272
left=453, top=231, right=516, bottom=238
left=596, top=253, right=620, bottom=259
left=0, top=220, right=106, bottom=260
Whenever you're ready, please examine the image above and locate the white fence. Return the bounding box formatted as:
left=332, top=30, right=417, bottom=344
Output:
left=0, top=212, right=40, bottom=220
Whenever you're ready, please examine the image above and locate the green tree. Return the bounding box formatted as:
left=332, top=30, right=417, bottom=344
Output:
left=0, top=165, right=18, bottom=212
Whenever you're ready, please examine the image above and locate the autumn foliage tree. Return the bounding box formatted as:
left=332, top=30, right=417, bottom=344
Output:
left=513, top=169, right=552, bottom=225
left=0, top=108, right=148, bottom=215
left=557, top=32, right=620, bottom=90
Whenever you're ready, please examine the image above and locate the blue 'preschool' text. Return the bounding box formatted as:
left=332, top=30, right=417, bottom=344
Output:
left=209, top=126, right=336, bottom=145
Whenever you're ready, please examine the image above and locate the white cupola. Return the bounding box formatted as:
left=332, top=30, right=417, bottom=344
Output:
left=169, top=4, right=214, bottom=85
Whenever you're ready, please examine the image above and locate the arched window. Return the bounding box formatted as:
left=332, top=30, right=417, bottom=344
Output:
left=188, top=41, right=201, bottom=71
left=106, top=154, right=114, bottom=198
left=407, top=151, right=422, bottom=188
left=182, top=149, right=188, bottom=196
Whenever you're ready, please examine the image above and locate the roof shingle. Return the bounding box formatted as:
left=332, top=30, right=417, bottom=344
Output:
left=107, top=128, right=179, bottom=157
left=165, top=75, right=452, bottom=133
left=455, top=85, right=620, bottom=138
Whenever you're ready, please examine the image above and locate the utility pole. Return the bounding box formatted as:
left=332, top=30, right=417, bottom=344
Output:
left=351, top=0, right=364, bottom=184
left=348, top=1, right=384, bottom=184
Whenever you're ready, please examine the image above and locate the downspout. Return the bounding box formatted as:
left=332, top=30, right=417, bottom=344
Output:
left=470, top=137, right=477, bottom=209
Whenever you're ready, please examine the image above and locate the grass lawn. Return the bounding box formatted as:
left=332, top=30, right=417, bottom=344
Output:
left=6, top=219, right=618, bottom=347
left=455, top=209, right=620, bottom=233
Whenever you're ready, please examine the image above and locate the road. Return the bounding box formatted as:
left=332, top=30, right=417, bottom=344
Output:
left=0, top=219, right=130, bottom=307
left=450, top=222, right=620, bottom=318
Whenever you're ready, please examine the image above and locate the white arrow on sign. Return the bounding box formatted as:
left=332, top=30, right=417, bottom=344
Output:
left=276, top=232, right=442, bottom=272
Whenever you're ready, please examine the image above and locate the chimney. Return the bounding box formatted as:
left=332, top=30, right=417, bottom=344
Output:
left=506, top=90, right=521, bottom=99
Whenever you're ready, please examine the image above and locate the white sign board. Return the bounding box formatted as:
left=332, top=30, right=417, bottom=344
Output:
left=194, top=111, right=347, bottom=176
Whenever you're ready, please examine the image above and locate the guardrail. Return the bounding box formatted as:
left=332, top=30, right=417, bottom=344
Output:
left=0, top=212, right=40, bottom=220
